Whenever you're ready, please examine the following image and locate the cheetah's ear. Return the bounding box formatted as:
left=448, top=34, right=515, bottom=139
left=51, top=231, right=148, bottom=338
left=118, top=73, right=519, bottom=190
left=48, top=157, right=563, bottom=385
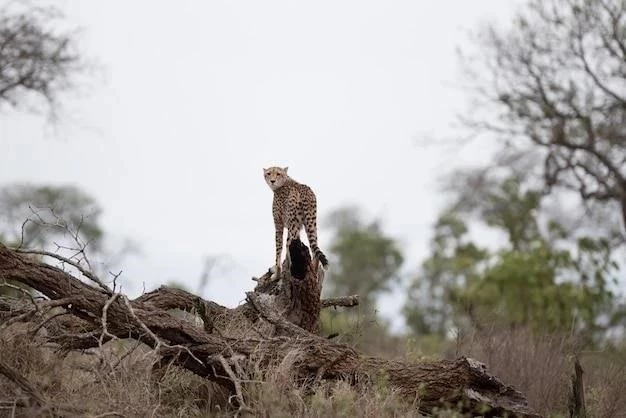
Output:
left=283, top=166, right=289, bottom=173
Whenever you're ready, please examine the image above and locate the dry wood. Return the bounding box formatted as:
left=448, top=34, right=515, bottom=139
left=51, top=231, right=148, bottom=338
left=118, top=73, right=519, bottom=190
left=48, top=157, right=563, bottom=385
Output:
left=0, top=242, right=542, bottom=417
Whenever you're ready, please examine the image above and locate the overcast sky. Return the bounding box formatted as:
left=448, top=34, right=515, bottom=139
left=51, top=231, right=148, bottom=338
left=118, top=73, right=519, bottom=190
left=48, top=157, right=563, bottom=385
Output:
left=1, top=0, right=520, bottom=331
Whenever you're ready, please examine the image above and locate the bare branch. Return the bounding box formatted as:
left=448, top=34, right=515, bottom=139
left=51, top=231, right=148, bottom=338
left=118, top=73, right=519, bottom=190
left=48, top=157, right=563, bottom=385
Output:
left=455, top=0, right=626, bottom=236
left=321, top=295, right=360, bottom=308
left=13, top=248, right=112, bottom=294
left=214, top=355, right=254, bottom=416
left=99, top=292, right=120, bottom=349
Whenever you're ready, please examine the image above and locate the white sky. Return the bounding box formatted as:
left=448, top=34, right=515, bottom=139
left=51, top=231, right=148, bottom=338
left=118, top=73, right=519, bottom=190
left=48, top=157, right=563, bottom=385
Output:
left=1, top=0, right=521, bottom=331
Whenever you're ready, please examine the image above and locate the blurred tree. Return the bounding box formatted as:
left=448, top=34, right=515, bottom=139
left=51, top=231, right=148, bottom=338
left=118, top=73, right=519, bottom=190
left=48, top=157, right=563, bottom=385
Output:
left=0, top=4, right=104, bottom=297
left=404, top=176, right=624, bottom=345
left=0, top=2, right=85, bottom=115
left=320, top=206, right=404, bottom=354
left=403, top=212, right=489, bottom=337
left=457, top=0, right=626, bottom=235
left=0, top=183, right=103, bottom=251
left=323, top=206, right=404, bottom=311
left=0, top=183, right=107, bottom=297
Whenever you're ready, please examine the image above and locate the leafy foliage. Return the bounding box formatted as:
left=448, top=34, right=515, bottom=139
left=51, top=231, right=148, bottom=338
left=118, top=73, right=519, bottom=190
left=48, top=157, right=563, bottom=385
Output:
left=319, top=206, right=404, bottom=353
left=403, top=212, right=488, bottom=336
left=0, top=183, right=106, bottom=297
left=404, top=176, right=623, bottom=344
left=323, top=206, right=404, bottom=310
left=0, top=183, right=103, bottom=251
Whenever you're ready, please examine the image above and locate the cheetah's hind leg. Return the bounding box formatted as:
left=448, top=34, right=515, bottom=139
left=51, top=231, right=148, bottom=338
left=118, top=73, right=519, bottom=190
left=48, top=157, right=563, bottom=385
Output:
left=284, top=252, right=292, bottom=274
left=268, top=258, right=290, bottom=282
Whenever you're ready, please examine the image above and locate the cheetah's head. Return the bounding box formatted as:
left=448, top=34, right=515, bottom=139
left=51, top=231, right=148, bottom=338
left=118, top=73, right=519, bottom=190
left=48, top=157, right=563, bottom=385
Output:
left=263, top=166, right=289, bottom=190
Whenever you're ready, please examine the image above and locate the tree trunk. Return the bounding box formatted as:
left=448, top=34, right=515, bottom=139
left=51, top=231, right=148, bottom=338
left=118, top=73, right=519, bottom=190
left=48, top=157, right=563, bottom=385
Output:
left=568, top=357, right=587, bottom=418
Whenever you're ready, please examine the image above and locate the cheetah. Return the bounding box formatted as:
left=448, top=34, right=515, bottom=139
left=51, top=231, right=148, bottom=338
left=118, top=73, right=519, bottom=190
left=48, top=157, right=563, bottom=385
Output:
left=263, top=166, right=329, bottom=276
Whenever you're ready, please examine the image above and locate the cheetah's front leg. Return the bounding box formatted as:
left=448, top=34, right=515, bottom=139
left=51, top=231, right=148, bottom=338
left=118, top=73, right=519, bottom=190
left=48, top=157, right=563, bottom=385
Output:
left=274, top=221, right=284, bottom=277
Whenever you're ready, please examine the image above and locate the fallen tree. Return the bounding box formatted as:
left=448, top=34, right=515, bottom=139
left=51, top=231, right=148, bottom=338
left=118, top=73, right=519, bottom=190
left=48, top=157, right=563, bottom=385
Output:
left=0, top=240, right=542, bottom=417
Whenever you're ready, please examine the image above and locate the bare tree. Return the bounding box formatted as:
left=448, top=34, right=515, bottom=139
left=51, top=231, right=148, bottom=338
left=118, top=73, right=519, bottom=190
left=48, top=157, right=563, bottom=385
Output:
left=0, top=2, right=84, bottom=115
left=458, top=0, right=626, bottom=234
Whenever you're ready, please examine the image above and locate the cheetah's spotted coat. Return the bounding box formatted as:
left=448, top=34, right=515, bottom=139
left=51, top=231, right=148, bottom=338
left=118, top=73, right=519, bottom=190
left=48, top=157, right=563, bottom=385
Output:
left=263, top=166, right=329, bottom=275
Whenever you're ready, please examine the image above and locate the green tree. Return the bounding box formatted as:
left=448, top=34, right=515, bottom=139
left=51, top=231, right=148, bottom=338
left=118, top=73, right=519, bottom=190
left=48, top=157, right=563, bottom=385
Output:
left=320, top=206, right=405, bottom=355
left=0, top=183, right=110, bottom=298
left=323, top=206, right=404, bottom=311
left=404, top=176, right=623, bottom=345
left=0, top=183, right=103, bottom=251
left=403, top=212, right=488, bottom=336
left=457, top=0, right=626, bottom=235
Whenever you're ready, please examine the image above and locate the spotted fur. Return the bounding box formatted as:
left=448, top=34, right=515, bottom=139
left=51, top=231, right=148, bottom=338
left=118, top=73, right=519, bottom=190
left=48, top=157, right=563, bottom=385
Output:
left=263, top=166, right=329, bottom=275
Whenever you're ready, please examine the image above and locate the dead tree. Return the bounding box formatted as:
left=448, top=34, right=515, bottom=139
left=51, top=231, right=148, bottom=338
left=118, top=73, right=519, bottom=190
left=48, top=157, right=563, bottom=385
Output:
left=0, top=241, right=541, bottom=417
left=457, top=0, right=626, bottom=235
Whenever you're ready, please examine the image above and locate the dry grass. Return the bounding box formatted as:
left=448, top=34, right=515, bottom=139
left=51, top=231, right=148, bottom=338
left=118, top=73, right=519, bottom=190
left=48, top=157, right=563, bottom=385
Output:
left=582, top=348, right=626, bottom=418
left=241, top=351, right=425, bottom=418
left=456, top=326, right=626, bottom=418
left=0, top=324, right=229, bottom=417
left=320, top=309, right=411, bottom=359
left=0, top=317, right=624, bottom=418
left=0, top=323, right=428, bottom=418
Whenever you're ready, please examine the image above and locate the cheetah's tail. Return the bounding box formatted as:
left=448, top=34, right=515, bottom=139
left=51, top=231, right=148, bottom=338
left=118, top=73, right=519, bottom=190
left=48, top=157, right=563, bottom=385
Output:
left=314, top=247, right=329, bottom=268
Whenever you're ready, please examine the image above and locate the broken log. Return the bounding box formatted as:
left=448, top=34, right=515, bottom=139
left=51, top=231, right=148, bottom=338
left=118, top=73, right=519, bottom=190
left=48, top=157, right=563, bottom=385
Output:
left=0, top=242, right=542, bottom=417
